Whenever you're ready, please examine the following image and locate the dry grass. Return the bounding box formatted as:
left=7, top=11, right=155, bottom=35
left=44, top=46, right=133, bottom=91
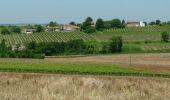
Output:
left=0, top=72, right=170, bottom=100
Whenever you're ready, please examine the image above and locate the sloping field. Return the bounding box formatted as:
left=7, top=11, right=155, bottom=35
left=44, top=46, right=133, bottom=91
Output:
left=0, top=73, right=169, bottom=100
left=0, top=26, right=170, bottom=45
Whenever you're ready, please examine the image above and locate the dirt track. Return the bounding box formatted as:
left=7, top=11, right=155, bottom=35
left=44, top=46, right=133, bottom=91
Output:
left=0, top=72, right=170, bottom=100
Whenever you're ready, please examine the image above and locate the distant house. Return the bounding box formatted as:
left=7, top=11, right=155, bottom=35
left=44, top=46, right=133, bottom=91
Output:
left=45, top=26, right=61, bottom=32
left=63, top=24, right=80, bottom=31
left=22, top=29, right=36, bottom=34
left=127, top=21, right=145, bottom=27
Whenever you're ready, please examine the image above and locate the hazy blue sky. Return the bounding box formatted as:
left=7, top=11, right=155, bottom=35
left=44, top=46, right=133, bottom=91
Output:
left=0, top=0, right=169, bottom=24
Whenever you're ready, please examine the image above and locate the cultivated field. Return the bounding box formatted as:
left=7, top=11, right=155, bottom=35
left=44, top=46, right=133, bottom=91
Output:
left=0, top=53, right=170, bottom=75
left=45, top=53, right=170, bottom=73
left=0, top=26, right=170, bottom=45
left=0, top=53, right=170, bottom=100
left=0, top=73, right=169, bottom=100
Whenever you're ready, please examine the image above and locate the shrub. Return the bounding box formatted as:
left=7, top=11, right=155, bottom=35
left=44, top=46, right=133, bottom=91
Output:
left=161, top=32, right=169, bottom=42
left=110, top=36, right=123, bottom=53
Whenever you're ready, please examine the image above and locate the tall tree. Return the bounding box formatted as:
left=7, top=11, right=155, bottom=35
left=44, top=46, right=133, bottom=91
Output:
left=95, top=18, right=104, bottom=31
left=81, top=17, right=96, bottom=33
left=111, top=19, right=122, bottom=28
left=35, top=25, right=43, bottom=32
left=156, top=20, right=161, bottom=25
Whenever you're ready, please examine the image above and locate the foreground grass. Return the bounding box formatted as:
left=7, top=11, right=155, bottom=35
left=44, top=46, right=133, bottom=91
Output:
left=0, top=63, right=169, bottom=77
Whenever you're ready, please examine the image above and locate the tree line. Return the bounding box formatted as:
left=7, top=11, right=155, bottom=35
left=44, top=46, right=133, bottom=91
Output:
left=81, top=17, right=125, bottom=33
left=0, top=36, right=123, bottom=58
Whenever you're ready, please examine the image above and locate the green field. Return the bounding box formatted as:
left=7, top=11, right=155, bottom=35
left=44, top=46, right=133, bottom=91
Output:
left=0, top=62, right=169, bottom=77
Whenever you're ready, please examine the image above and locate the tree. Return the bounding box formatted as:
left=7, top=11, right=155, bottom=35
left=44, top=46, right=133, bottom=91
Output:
left=48, top=21, right=58, bottom=27
left=121, top=20, right=126, bottom=28
left=1, top=28, right=10, bottom=35
left=149, top=21, right=156, bottom=26
left=156, top=20, right=161, bottom=25
left=143, top=21, right=148, bottom=26
left=35, top=25, right=43, bottom=32
left=0, top=39, right=8, bottom=57
left=81, top=17, right=96, bottom=33
left=104, top=21, right=112, bottom=29
left=95, top=18, right=104, bottom=31
left=111, top=19, right=122, bottom=28
left=110, top=36, right=123, bottom=53
left=11, top=27, right=21, bottom=33
left=69, top=22, right=76, bottom=25
left=161, top=32, right=169, bottom=42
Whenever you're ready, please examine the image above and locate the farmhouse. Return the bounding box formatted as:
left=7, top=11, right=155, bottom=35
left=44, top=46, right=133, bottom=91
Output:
left=63, top=24, right=80, bottom=31
left=45, top=26, right=61, bottom=32
left=22, top=29, right=36, bottom=34
left=127, top=21, right=145, bottom=27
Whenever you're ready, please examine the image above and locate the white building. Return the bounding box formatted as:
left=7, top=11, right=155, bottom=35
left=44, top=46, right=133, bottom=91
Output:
left=63, top=24, right=80, bottom=31
left=22, top=29, right=36, bottom=34
left=127, top=21, right=145, bottom=27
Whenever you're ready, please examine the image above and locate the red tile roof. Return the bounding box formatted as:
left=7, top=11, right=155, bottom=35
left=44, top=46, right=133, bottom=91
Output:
left=127, top=22, right=140, bottom=24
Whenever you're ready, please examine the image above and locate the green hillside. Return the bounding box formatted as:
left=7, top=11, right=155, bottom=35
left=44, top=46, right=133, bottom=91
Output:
left=0, top=26, right=170, bottom=45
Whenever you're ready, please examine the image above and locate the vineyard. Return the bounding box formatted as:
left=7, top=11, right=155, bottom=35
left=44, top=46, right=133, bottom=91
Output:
left=0, top=26, right=170, bottom=45
left=0, top=32, right=95, bottom=45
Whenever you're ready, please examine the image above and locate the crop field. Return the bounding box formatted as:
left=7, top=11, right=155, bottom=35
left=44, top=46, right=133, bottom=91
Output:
left=92, top=26, right=170, bottom=42
left=0, top=53, right=170, bottom=100
left=0, top=53, right=170, bottom=75
left=0, top=32, right=95, bottom=45
left=0, top=73, right=170, bottom=100
left=0, top=26, right=170, bottom=45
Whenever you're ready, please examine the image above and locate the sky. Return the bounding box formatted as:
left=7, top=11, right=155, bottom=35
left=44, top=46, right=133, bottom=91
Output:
left=0, top=0, right=170, bottom=24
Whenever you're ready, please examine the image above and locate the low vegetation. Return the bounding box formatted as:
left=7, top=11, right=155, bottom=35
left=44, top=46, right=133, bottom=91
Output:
left=0, top=62, right=169, bottom=77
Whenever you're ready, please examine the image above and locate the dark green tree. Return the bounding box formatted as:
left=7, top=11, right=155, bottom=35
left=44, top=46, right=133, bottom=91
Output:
left=111, top=19, right=122, bottom=28
left=0, top=39, right=8, bottom=57
left=161, top=32, right=169, bottom=42
left=35, top=25, right=43, bottom=32
left=110, top=36, right=123, bottom=53
left=69, top=22, right=76, bottom=25
left=81, top=17, right=96, bottom=33
left=95, top=18, right=104, bottom=31
left=48, top=21, right=58, bottom=27
left=121, top=20, right=126, bottom=28
left=156, top=20, right=161, bottom=25
left=1, top=28, right=10, bottom=35
left=149, top=21, right=156, bottom=25
left=104, top=21, right=112, bottom=29
left=11, top=26, right=21, bottom=33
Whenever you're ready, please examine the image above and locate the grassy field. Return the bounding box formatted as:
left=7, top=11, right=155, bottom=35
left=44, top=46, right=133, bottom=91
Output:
left=0, top=63, right=166, bottom=77
left=0, top=53, right=170, bottom=77
left=0, top=73, right=169, bottom=100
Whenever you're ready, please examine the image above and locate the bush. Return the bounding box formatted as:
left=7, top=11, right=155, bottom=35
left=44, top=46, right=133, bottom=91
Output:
left=110, top=36, right=123, bottom=53
left=161, top=32, right=169, bottom=42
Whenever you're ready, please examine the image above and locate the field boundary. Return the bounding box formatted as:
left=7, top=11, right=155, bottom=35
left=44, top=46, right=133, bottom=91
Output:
left=0, top=68, right=170, bottom=78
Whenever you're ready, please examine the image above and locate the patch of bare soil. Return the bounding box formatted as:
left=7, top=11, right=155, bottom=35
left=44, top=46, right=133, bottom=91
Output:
left=45, top=53, right=170, bottom=73
left=0, top=72, right=169, bottom=100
